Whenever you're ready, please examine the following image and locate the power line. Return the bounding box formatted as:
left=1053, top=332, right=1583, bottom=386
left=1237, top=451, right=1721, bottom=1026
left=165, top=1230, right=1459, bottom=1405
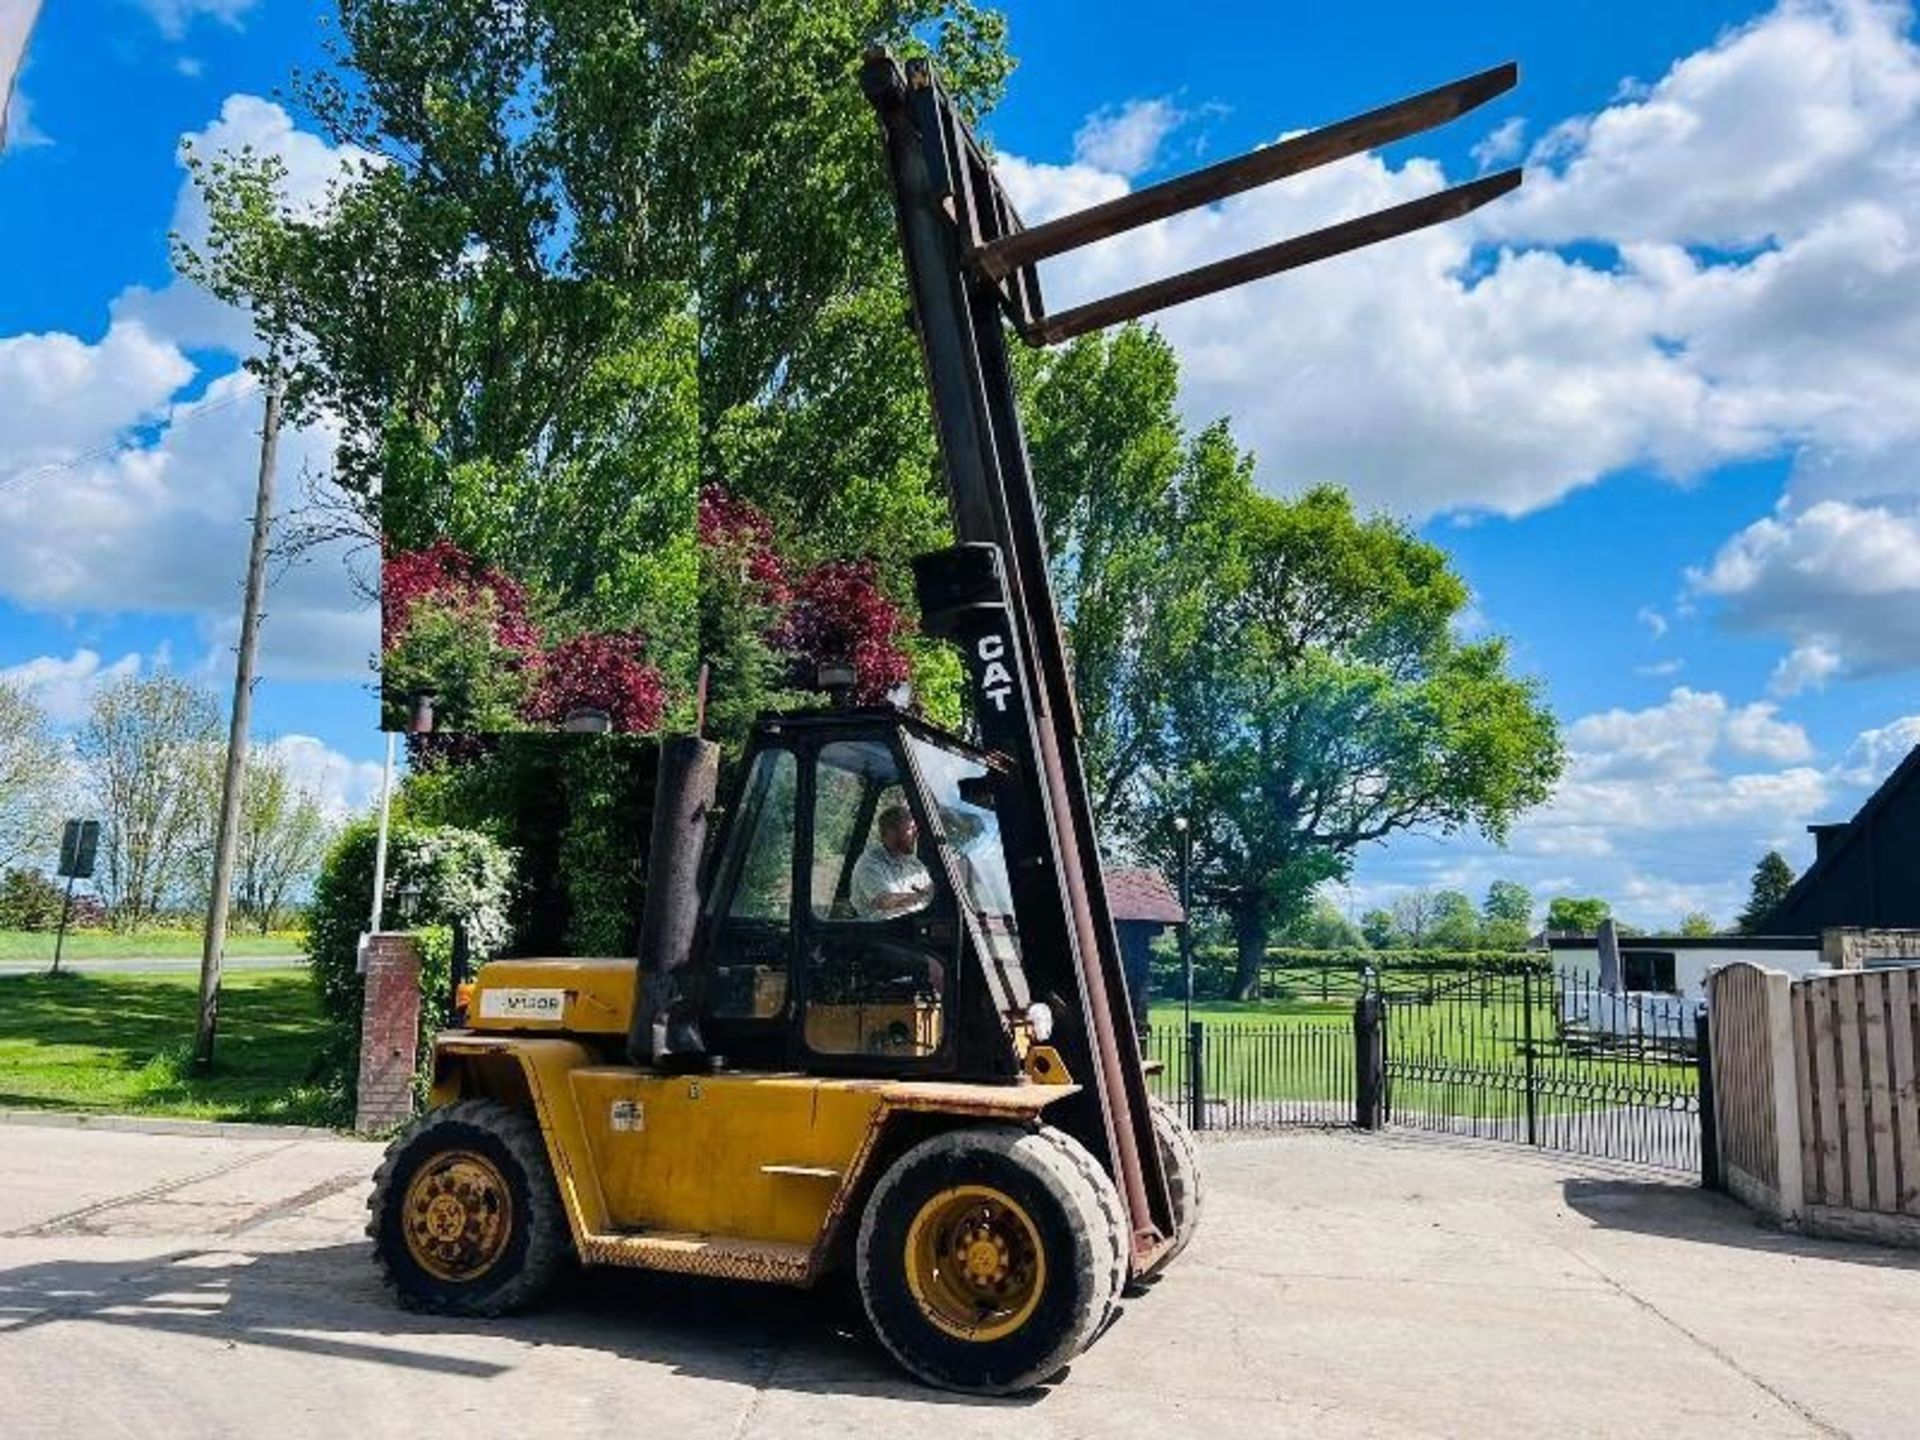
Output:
left=0, top=376, right=264, bottom=500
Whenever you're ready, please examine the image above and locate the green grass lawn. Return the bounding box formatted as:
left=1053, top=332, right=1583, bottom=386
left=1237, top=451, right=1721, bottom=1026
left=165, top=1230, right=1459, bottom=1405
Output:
left=0, top=930, right=303, bottom=962
left=0, top=969, right=342, bottom=1126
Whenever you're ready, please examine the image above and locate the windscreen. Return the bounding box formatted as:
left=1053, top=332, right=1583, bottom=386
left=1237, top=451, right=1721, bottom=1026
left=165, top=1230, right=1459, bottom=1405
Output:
left=906, top=735, right=1015, bottom=923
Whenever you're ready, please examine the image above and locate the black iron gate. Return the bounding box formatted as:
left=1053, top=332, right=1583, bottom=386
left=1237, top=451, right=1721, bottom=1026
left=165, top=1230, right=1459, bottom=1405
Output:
left=1381, top=968, right=1705, bottom=1172
left=1145, top=967, right=1709, bottom=1176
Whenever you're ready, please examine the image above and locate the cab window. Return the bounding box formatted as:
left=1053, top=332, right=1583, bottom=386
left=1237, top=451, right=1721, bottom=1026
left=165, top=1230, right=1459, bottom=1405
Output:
left=706, top=747, right=795, bottom=1020
left=802, top=739, right=949, bottom=1060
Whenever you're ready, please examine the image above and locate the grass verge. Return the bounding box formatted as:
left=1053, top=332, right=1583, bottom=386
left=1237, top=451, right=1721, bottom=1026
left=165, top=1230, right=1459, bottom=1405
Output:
left=0, top=969, right=342, bottom=1126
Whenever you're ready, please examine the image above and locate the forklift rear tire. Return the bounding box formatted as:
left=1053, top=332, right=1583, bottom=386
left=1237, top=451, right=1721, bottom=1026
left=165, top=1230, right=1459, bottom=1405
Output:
left=367, top=1099, right=570, bottom=1317
left=856, top=1124, right=1126, bottom=1395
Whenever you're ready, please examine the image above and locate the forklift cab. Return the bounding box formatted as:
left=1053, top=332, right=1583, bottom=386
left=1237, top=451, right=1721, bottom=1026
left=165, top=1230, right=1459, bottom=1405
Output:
left=697, top=709, right=1033, bottom=1080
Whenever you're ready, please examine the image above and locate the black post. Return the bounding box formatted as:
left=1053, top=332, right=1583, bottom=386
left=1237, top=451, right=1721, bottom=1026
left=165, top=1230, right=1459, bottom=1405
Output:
left=1187, top=1020, right=1206, bottom=1132
left=449, top=919, right=471, bottom=1021
left=1695, top=1007, right=1721, bottom=1191
left=1354, top=991, right=1384, bottom=1130
left=49, top=873, right=76, bottom=977
left=1522, top=967, right=1539, bottom=1147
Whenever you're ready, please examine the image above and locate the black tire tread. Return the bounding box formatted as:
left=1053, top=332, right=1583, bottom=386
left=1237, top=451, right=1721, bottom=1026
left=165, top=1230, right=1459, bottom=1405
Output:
left=1143, top=1096, right=1203, bottom=1276
left=366, top=1098, right=570, bottom=1317
left=855, top=1123, right=1127, bottom=1395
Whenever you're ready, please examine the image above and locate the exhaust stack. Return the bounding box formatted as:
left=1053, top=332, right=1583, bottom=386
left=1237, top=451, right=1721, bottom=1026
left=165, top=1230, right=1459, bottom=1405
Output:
left=629, top=733, right=721, bottom=1066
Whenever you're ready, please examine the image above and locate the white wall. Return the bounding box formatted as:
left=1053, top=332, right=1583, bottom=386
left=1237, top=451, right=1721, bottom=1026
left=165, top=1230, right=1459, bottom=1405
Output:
left=1552, top=944, right=1821, bottom=999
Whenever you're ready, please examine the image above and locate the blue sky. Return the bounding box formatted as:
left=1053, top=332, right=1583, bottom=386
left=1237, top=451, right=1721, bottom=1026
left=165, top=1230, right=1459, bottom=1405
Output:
left=3, top=0, right=1917, bottom=928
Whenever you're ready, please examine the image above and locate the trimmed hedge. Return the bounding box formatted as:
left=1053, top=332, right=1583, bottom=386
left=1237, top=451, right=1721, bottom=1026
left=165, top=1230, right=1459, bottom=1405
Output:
left=1150, top=944, right=1550, bottom=1003
left=1244, top=947, right=1550, bottom=975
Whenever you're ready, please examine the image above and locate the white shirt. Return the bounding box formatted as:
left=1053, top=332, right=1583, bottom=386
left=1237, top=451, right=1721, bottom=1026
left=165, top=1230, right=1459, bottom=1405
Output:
left=850, top=844, right=932, bottom=917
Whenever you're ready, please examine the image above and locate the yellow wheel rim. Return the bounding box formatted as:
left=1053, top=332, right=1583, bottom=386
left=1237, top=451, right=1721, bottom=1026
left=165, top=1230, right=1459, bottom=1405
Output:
left=401, top=1150, right=514, bottom=1283
left=903, top=1184, right=1046, bottom=1342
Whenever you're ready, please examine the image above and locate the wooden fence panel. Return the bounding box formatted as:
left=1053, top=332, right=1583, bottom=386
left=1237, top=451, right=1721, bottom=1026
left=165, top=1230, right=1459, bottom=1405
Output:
left=1794, top=969, right=1920, bottom=1223
left=1890, top=969, right=1920, bottom=1216
left=1863, top=972, right=1896, bottom=1213
left=1806, top=979, right=1845, bottom=1206
left=1708, top=962, right=1799, bottom=1218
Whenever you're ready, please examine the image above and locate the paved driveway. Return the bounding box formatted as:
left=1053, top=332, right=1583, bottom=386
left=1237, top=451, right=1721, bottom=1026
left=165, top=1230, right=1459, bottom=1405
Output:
left=1, top=1118, right=1915, bottom=1438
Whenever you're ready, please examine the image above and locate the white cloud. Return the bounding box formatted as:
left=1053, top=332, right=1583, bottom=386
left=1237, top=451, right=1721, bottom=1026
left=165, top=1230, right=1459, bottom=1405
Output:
left=0, top=321, right=193, bottom=468
left=1724, top=700, right=1815, bottom=762
left=0, top=368, right=376, bottom=682
left=261, top=733, right=383, bottom=821
left=1836, top=712, right=1920, bottom=782
left=1073, top=97, right=1187, bottom=177
left=1493, top=0, right=1920, bottom=249
left=130, top=0, right=258, bottom=41
left=3, top=85, right=48, bottom=151
left=1636, top=605, right=1669, bottom=638
left=1636, top=658, right=1685, bottom=677
left=1770, top=640, right=1845, bottom=695
left=995, top=0, right=1920, bottom=524
left=0, top=649, right=143, bottom=725
left=0, top=96, right=377, bottom=684
left=1471, top=116, right=1526, bottom=170
left=1355, top=686, right=1838, bottom=928
left=1689, top=498, right=1920, bottom=686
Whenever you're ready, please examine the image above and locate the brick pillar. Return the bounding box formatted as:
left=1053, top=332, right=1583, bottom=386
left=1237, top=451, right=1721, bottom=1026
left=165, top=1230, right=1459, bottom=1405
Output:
left=356, top=933, right=423, bottom=1133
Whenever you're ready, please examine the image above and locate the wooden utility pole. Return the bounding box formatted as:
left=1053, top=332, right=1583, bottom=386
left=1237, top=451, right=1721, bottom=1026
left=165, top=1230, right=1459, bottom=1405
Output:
left=194, top=373, right=282, bottom=1073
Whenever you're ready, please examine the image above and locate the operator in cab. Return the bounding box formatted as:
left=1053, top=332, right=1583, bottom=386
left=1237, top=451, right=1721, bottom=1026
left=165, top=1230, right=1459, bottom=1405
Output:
left=851, top=803, right=933, bottom=918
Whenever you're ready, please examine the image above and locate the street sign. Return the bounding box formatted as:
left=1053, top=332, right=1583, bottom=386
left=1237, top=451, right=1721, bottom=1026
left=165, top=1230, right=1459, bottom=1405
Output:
left=57, top=819, right=99, bottom=880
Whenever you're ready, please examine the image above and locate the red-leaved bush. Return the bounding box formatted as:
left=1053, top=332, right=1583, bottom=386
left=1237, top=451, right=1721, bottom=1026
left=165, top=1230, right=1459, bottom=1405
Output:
left=382, top=538, right=542, bottom=656
left=523, top=631, right=668, bottom=734
left=777, top=559, right=912, bottom=704
left=698, top=485, right=790, bottom=606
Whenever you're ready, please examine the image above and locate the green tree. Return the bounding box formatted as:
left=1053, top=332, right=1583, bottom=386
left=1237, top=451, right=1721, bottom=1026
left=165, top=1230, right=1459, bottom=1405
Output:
left=1160, top=483, right=1563, bottom=998
left=1020, top=326, right=1190, bottom=826
left=1737, top=850, right=1797, bottom=935
left=76, top=673, right=222, bottom=929
left=1275, top=895, right=1365, bottom=950
left=1428, top=890, right=1482, bottom=951
left=1359, top=908, right=1398, bottom=949
left=233, top=752, right=335, bottom=933
left=1678, top=910, right=1718, bottom=937
left=185, top=1, right=1016, bottom=722
left=1483, top=880, right=1532, bottom=926
left=1547, top=896, right=1611, bottom=935
left=0, top=681, right=63, bottom=873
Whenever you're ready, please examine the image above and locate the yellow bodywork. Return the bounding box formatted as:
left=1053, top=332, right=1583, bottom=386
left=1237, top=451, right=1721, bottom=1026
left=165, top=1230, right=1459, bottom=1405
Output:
left=434, top=958, right=1077, bottom=1287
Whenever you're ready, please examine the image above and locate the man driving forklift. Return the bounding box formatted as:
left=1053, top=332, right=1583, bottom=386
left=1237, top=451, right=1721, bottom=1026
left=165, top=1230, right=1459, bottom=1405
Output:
left=851, top=802, right=934, bottom=918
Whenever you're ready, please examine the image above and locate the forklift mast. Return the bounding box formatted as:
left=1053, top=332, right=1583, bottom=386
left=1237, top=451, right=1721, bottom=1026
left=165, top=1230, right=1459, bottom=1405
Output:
left=860, top=52, right=1519, bottom=1266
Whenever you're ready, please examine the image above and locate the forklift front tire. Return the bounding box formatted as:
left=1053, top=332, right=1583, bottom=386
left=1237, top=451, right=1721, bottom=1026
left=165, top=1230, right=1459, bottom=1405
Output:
left=367, top=1098, right=570, bottom=1317
left=856, top=1124, right=1126, bottom=1395
left=1133, top=1097, right=1202, bottom=1285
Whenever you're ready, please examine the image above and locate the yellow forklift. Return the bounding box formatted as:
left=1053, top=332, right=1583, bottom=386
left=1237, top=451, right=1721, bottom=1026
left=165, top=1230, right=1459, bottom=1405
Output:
left=368, top=51, right=1519, bottom=1394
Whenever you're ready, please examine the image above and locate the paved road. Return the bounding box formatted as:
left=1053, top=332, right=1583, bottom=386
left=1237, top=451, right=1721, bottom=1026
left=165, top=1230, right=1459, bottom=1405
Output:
left=1, top=1120, right=1915, bottom=1438
left=0, top=955, right=304, bottom=978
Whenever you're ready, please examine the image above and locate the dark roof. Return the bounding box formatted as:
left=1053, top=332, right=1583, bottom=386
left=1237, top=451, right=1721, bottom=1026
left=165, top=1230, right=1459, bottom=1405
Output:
left=1767, top=743, right=1920, bottom=930
left=1105, top=867, right=1185, bottom=925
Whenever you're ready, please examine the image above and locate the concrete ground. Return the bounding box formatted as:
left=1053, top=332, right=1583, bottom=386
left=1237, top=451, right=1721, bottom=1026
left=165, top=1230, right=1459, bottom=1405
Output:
left=1, top=1120, right=1916, bottom=1439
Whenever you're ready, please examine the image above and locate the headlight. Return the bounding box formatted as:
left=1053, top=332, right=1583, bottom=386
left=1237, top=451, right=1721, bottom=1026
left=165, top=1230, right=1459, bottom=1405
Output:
left=1025, top=1002, right=1054, bottom=1042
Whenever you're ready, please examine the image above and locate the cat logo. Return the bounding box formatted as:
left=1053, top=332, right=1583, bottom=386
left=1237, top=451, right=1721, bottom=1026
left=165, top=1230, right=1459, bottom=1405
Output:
left=977, top=633, right=1016, bottom=713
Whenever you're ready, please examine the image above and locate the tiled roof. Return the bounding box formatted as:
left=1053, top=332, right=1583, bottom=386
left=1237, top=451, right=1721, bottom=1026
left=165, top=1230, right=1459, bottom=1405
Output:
left=1105, top=866, right=1185, bottom=924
